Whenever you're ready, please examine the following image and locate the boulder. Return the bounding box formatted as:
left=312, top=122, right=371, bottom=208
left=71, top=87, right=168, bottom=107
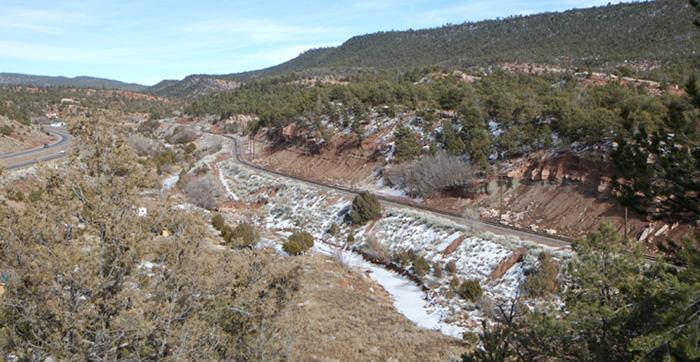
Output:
left=489, top=248, right=527, bottom=281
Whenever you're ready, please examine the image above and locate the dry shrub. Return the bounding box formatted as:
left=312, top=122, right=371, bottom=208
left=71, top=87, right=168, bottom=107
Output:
left=194, top=142, right=222, bottom=158
left=365, top=234, right=388, bottom=260
left=127, top=134, right=163, bottom=157
left=433, top=262, right=443, bottom=278
left=283, top=231, right=314, bottom=255
left=412, top=254, right=430, bottom=277
left=211, top=213, right=226, bottom=230
left=137, top=118, right=160, bottom=134
left=166, top=125, right=201, bottom=144
left=181, top=174, right=222, bottom=209
left=456, top=279, right=483, bottom=302
left=445, top=260, right=457, bottom=275
left=223, top=223, right=259, bottom=248
left=327, top=223, right=340, bottom=236
left=349, top=192, right=381, bottom=225
left=0, top=125, right=12, bottom=136
left=384, top=152, right=482, bottom=197
left=6, top=189, right=25, bottom=202
left=522, top=253, right=559, bottom=298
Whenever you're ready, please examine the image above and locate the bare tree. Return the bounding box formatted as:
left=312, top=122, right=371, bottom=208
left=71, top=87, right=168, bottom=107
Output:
left=384, top=152, right=484, bottom=197
left=127, top=134, right=163, bottom=156
left=181, top=173, right=223, bottom=209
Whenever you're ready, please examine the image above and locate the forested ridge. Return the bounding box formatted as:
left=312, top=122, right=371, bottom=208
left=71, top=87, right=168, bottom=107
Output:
left=0, top=73, right=147, bottom=92
left=0, top=86, right=178, bottom=123
left=223, top=0, right=698, bottom=82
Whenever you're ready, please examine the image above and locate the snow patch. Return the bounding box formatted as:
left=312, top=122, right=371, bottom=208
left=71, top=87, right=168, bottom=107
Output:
left=218, top=159, right=534, bottom=337
left=316, top=243, right=465, bottom=338
left=162, top=173, right=179, bottom=191
left=217, top=165, right=239, bottom=201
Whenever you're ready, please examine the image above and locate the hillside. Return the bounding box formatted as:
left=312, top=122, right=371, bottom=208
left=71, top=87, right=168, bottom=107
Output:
left=0, top=86, right=179, bottom=123
left=162, top=0, right=699, bottom=98
left=0, top=73, right=147, bottom=92
left=149, top=75, right=240, bottom=98
left=255, top=0, right=697, bottom=74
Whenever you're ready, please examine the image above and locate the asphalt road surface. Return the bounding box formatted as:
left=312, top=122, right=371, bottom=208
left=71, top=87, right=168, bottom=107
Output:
left=0, top=127, right=72, bottom=171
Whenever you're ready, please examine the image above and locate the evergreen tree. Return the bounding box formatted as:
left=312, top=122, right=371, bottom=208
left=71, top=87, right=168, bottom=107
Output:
left=393, top=126, right=421, bottom=162
left=349, top=192, right=382, bottom=225
left=441, top=120, right=466, bottom=155
left=464, top=225, right=700, bottom=361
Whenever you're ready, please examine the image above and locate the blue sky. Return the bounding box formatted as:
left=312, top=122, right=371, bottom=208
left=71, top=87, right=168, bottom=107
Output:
left=0, top=0, right=622, bottom=85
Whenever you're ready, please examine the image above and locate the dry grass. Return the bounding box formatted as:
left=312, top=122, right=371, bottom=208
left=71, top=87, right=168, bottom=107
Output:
left=273, top=254, right=466, bottom=361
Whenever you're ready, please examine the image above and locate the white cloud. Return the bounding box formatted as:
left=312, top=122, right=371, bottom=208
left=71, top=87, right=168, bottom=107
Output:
left=0, top=7, right=93, bottom=35
left=179, top=18, right=340, bottom=43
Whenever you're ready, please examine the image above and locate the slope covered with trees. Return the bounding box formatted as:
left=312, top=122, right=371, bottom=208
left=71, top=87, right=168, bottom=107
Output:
left=0, top=86, right=178, bottom=123
left=158, top=0, right=699, bottom=98
left=192, top=0, right=696, bottom=85
left=148, top=75, right=240, bottom=98
left=462, top=225, right=700, bottom=361
left=0, top=73, right=147, bottom=92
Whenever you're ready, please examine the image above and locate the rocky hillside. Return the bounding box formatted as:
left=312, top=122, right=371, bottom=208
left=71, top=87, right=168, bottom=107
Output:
left=0, top=73, right=147, bottom=92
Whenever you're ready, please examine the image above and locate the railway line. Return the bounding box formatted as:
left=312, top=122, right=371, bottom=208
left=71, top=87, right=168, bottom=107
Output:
left=211, top=133, right=661, bottom=263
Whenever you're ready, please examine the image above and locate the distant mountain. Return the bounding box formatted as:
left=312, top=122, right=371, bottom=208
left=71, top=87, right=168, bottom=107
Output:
left=160, top=0, right=699, bottom=98
left=0, top=73, right=147, bottom=92
left=148, top=75, right=240, bottom=99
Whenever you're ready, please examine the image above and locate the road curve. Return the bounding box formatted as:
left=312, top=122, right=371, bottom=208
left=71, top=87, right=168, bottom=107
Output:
left=0, top=127, right=72, bottom=171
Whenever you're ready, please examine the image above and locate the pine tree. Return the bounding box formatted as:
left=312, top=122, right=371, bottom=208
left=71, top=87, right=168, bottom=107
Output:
left=349, top=192, right=382, bottom=225
left=393, top=126, right=421, bottom=162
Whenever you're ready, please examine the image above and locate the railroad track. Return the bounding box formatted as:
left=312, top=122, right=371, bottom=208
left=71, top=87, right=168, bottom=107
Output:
left=216, top=133, right=659, bottom=263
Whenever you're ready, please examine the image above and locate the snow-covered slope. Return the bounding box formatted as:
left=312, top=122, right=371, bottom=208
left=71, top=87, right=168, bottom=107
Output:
left=219, top=158, right=544, bottom=334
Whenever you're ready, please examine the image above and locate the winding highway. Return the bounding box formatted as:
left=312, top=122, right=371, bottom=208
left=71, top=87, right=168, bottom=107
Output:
left=0, top=127, right=72, bottom=171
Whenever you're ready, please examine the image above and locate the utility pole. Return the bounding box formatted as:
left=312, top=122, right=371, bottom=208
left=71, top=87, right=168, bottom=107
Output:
left=624, top=207, right=628, bottom=240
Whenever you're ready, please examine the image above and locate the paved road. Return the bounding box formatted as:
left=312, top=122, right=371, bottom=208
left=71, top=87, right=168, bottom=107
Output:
left=0, top=127, right=72, bottom=170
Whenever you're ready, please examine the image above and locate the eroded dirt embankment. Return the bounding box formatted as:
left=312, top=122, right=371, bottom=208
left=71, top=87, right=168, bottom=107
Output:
left=245, top=133, right=696, bottom=254
left=249, top=128, right=381, bottom=186
left=0, top=116, right=56, bottom=154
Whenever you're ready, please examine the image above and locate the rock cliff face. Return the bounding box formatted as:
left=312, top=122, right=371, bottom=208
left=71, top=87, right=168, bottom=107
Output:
left=469, top=152, right=695, bottom=252
left=245, top=127, right=696, bottom=254
left=507, top=152, right=610, bottom=186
